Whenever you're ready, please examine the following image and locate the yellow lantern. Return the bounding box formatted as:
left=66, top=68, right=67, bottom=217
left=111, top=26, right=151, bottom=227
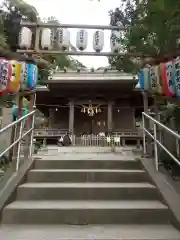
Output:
left=9, top=60, right=22, bottom=93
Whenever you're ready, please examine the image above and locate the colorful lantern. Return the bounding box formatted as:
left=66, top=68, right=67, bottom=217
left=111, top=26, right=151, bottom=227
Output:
left=143, top=67, right=150, bottom=91
left=0, top=58, right=11, bottom=95
left=173, top=58, right=180, bottom=98
left=41, top=28, right=52, bottom=49
left=149, top=66, right=157, bottom=93
left=150, top=65, right=163, bottom=94
left=93, top=30, right=104, bottom=52
left=19, top=27, right=32, bottom=49
left=154, top=65, right=163, bottom=94
left=27, top=64, right=38, bottom=89
left=161, top=61, right=175, bottom=97
left=57, top=28, right=70, bottom=50
left=76, top=29, right=88, bottom=51
left=9, top=60, right=21, bottom=93
left=138, top=70, right=144, bottom=89
left=20, top=61, right=28, bottom=90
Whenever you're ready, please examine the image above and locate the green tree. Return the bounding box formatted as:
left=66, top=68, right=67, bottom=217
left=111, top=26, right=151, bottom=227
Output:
left=109, top=0, right=180, bottom=73
left=1, top=0, right=39, bottom=51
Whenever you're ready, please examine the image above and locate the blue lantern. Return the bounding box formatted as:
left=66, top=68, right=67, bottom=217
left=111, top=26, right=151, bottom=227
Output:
left=27, top=64, right=38, bottom=89
left=135, top=70, right=144, bottom=89
left=139, top=70, right=144, bottom=89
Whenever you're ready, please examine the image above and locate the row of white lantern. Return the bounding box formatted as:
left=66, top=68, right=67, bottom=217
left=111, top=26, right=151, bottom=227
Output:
left=19, top=27, right=121, bottom=52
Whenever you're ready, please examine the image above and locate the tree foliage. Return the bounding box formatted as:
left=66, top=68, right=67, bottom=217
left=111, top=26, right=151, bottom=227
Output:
left=109, top=0, right=180, bottom=73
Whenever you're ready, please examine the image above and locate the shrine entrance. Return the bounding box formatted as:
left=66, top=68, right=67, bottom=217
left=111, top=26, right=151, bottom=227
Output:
left=74, top=102, right=107, bottom=135
left=79, top=119, right=106, bottom=135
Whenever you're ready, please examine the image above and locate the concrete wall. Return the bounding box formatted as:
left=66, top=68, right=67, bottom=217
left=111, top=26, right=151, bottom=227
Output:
left=0, top=108, right=13, bottom=156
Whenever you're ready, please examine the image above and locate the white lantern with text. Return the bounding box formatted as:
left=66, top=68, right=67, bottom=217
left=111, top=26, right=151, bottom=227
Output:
left=19, top=27, right=32, bottom=49
left=41, top=28, right=52, bottom=49
left=93, top=30, right=104, bottom=52
left=76, top=29, right=88, bottom=51
left=110, top=31, right=121, bottom=52
left=57, top=28, right=70, bottom=50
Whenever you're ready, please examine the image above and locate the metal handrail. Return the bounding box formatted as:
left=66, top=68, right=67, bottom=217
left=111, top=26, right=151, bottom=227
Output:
left=143, top=112, right=180, bottom=140
left=142, top=112, right=180, bottom=171
left=0, top=109, right=36, bottom=171
left=0, top=110, right=35, bottom=135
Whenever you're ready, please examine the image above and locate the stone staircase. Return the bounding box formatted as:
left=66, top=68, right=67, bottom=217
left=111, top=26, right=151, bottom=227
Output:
left=1, top=149, right=180, bottom=239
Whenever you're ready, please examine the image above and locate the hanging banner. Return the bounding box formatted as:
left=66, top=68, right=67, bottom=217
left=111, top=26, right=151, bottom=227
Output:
left=161, top=61, right=175, bottom=97
left=0, top=58, right=11, bottom=96
left=173, top=58, right=180, bottom=98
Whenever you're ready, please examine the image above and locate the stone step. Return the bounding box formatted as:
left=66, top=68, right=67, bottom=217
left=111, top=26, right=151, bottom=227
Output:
left=2, top=200, right=170, bottom=225
left=17, top=183, right=160, bottom=201
left=27, top=169, right=150, bottom=183
left=34, top=159, right=143, bottom=170
left=0, top=224, right=180, bottom=240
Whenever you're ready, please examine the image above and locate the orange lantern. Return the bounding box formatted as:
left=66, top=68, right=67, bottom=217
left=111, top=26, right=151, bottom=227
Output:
left=9, top=60, right=22, bottom=93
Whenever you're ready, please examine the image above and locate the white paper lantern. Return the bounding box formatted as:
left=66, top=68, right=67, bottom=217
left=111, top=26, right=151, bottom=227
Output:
left=19, top=27, right=32, bottom=49
left=57, top=28, right=70, bottom=50
left=41, top=28, right=52, bottom=49
left=76, top=29, right=88, bottom=51
left=110, top=31, right=121, bottom=52
left=93, top=30, right=104, bottom=52
left=20, top=61, right=28, bottom=90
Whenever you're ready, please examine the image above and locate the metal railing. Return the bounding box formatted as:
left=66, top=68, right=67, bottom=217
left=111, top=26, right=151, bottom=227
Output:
left=0, top=109, right=36, bottom=172
left=34, top=129, right=143, bottom=137
left=72, top=135, right=121, bottom=147
left=142, top=112, right=180, bottom=171
left=34, top=129, right=67, bottom=136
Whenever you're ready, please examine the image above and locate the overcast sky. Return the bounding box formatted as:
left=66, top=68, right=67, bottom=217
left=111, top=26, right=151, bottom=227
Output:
left=24, top=0, right=121, bottom=68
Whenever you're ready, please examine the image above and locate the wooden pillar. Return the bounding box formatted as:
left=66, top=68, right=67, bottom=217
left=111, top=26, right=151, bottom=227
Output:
left=107, top=101, right=113, bottom=133
left=49, top=108, right=54, bottom=128
left=132, top=108, right=136, bottom=128
left=69, top=99, right=74, bottom=135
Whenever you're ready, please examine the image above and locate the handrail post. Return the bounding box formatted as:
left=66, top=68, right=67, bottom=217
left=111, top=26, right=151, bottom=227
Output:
left=16, top=121, right=24, bottom=171
left=153, top=123, right=159, bottom=171
left=29, top=106, right=36, bottom=156
left=24, top=93, right=36, bottom=158
left=142, top=114, right=147, bottom=155
left=11, top=94, right=23, bottom=164
left=29, top=93, right=36, bottom=157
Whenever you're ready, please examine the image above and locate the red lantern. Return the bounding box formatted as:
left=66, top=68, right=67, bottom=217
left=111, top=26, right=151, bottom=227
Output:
left=161, top=61, right=175, bottom=97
